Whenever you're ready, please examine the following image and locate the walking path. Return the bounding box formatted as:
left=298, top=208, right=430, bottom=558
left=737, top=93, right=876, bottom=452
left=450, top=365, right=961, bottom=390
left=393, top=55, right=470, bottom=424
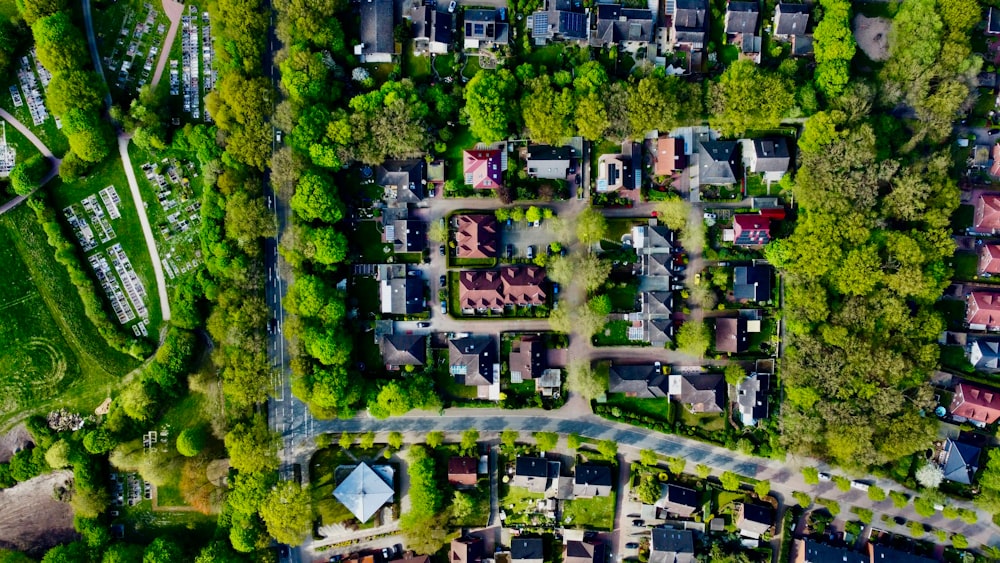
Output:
left=0, top=109, right=60, bottom=214
left=150, top=0, right=185, bottom=91
left=118, top=134, right=171, bottom=321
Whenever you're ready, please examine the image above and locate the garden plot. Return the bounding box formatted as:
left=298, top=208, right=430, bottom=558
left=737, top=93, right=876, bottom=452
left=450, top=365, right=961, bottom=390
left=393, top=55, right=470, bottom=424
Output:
left=141, top=159, right=203, bottom=280
left=107, top=3, right=169, bottom=94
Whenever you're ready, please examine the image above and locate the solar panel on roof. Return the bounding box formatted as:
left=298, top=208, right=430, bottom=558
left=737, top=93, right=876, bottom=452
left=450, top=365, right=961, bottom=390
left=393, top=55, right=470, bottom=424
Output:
left=533, top=13, right=549, bottom=35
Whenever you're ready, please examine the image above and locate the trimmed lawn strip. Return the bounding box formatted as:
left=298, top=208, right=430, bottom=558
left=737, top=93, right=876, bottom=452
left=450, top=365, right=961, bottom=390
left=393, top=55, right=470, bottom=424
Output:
left=562, top=493, right=616, bottom=530
left=605, top=395, right=673, bottom=425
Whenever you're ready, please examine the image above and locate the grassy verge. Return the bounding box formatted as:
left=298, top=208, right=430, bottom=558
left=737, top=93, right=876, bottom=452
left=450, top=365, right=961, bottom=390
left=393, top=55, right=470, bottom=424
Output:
left=562, top=493, right=616, bottom=530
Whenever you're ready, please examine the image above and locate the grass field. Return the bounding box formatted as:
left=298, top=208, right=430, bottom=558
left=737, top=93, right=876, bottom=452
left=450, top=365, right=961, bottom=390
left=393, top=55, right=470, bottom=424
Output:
left=50, top=157, right=165, bottom=336
left=605, top=395, right=673, bottom=424
left=562, top=493, right=616, bottom=530
left=0, top=124, right=42, bottom=197
left=0, top=204, right=138, bottom=430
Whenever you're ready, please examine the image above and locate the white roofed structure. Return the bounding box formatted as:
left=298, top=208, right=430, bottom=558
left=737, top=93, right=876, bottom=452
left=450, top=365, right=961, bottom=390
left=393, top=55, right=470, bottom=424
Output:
left=333, top=462, right=395, bottom=523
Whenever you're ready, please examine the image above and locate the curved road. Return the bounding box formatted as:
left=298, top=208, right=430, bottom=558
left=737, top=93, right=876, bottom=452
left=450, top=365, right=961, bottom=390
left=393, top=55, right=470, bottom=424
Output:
left=118, top=135, right=171, bottom=321
left=0, top=109, right=60, bottom=214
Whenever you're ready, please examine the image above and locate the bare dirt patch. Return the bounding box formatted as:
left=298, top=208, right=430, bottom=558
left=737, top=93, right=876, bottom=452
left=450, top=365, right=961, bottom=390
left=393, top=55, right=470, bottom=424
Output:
left=853, top=15, right=891, bottom=62
left=0, top=424, right=33, bottom=463
left=0, top=470, right=76, bottom=555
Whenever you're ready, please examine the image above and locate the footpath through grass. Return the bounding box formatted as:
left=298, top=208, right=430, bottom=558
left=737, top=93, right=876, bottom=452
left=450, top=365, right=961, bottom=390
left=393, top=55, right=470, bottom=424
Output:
left=0, top=204, right=138, bottom=430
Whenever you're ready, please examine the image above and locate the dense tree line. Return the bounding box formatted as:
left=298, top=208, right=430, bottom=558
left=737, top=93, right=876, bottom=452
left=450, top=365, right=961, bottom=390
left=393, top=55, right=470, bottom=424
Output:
left=772, top=0, right=970, bottom=469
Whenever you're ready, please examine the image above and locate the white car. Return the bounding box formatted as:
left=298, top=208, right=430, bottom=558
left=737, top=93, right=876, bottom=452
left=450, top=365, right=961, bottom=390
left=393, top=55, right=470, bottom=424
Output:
left=448, top=0, right=456, bottom=11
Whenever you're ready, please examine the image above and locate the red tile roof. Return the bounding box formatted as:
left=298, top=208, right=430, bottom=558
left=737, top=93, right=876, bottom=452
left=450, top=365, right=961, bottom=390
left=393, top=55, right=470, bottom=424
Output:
left=456, top=214, right=499, bottom=259
left=458, top=266, right=546, bottom=311
left=463, top=149, right=503, bottom=190
left=950, top=382, right=1000, bottom=424
left=733, top=214, right=771, bottom=246
left=448, top=456, right=478, bottom=486
left=967, top=291, right=1000, bottom=329
left=991, top=145, right=1000, bottom=178
left=974, top=193, right=1000, bottom=233
left=980, top=244, right=1000, bottom=275
left=654, top=137, right=686, bottom=176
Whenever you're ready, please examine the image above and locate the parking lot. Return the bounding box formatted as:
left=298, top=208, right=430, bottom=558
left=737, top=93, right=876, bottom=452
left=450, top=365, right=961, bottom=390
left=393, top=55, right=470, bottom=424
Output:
left=499, top=222, right=560, bottom=261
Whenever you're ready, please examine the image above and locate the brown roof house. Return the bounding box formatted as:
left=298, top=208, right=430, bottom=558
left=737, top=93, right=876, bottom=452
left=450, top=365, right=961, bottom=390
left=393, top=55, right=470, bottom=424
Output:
left=564, top=540, right=606, bottom=563
left=451, top=536, right=485, bottom=563
left=974, top=193, right=1000, bottom=234
left=458, top=267, right=547, bottom=313
left=966, top=291, right=1000, bottom=331
left=450, top=335, right=500, bottom=400
left=735, top=503, right=773, bottom=538
left=509, top=334, right=545, bottom=382
left=949, top=381, right=1000, bottom=425
left=980, top=244, right=1000, bottom=275
left=654, top=137, right=687, bottom=176
left=715, top=317, right=749, bottom=354
left=448, top=457, right=479, bottom=487
left=381, top=333, right=427, bottom=370
left=667, top=373, right=725, bottom=413
left=463, top=149, right=504, bottom=190
left=455, top=214, right=499, bottom=259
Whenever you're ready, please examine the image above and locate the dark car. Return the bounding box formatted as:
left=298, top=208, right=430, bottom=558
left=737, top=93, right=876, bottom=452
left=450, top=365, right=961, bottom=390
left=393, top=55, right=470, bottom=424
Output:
left=440, top=275, right=446, bottom=286
left=439, top=245, right=446, bottom=256
left=632, top=519, right=644, bottom=526
left=417, top=321, right=431, bottom=328
left=507, top=244, right=514, bottom=258
left=625, top=543, right=639, bottom=549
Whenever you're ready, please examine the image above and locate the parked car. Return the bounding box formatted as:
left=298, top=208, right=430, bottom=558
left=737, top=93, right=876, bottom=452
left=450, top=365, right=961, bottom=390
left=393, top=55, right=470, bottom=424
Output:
left=553, top=283, right=559, bottom=294
left=417, top=322, right=431, bottom=328
left=703, top=212, right=717, bottom=220
left=439, top=245, right=446, bottom=256
left=507, top=244, right=514, bottom=259
left=818, top=472, right=832, bottom=481
left=850, top=481, right=869, bottom=492
left=440, top=275, right=446, bottom=286
left=632, top=519, right=644, bottom=526
left=441, top=300, right=447, bottom=314
left=527, top=245, right=535, bottom=259
left=448, top=0, right=456, bottom=11
left=625, top=543, right=639, bottom=550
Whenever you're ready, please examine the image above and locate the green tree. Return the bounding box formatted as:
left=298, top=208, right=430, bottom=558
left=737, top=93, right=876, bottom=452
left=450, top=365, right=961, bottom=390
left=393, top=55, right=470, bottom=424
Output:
left=867, top=485, right=886, bottom=502
left=575, top=92, right=609, bottom=141
left=360, top=431, right=376, bottom=449
left=802, top=467, right=819, bottom=485
left=464, top=69, right=518, bottom=142
left=143, top=537, right=184, bottom=563
left=635, top=474, right=661, bottom=504
left=521, top=75, right=575, bottom=144
left=908, top=521, right=925, bottom=537
left=567, top=361, right=605, bottom=400
left=676, top=321, right=710, bottom=357
left=724, top=364, right=745, bottom=386
left=639, top=449, right=658, bottom=466
left=290, top=171, right=345, bottom=223
left=754, top=480, right=770, bottom=497
left=792, top=491, right=812, bottom=507
left=627, top=72, right=701, bottom=136
left=548, top=253, right=611, bottom=293
left=47, top=71, right=105, bottom=115
left=225, top=191, right=275, bottom=254
left=567, top=433, right=582, bottom=450
left=500, top=430, right=519, bottom=452
left=16, top=0, right=68, bottom=24
left=533, top=431, right=558, bottom=452
left=525, top=206, right=542, bottom=224
left=338, top=433, right=354, bottom=449
left=8, top=153, right=49, bottom=195
left=425, top=431, right=444, bottom=449
left=460, top=429, right=480, bottom=454
left=44, top=440, right=71, bottom=469
left=176, top=426, right=207, bottom=457
left=832, top=475, right=851, bottom=492
left=224, top=415, right=279, bottom=474
left=260, top=481, right=312, bottom=545
left=597, top=439, right=617, bottom=458
left=654, top=197, right=689, bottom=229
left=710, top=60, right=794, bottom=136
left=576, top=207, right=608, bottom=247
left=387, top=431, right=404, bottom=450
left=951, top=533, right=968, bottom=550
left=666, top=456, right=686, bottom=475
left=451, top=490, right=476, bottom=521
left=32, top=12, right=87, bottom=72
left=889, top=490, right=909, bottom=508
left=720, top=471, right=741, bottom=491
left=696, top=464, right=711, bottom=479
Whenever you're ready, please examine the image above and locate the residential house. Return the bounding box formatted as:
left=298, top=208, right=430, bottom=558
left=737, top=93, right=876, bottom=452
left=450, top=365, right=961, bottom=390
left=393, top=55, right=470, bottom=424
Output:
left=644, top=291, right=673, bottom=317
left=867, top=545, right=938, bottom=563
left=973, top=193, right=1000, bottom=234
left=573, top=464, right=613, bottom=498
left=596, top=141, right=644, bottom=193
left=979, top=243, right=1000, bottom=275
left=536, top=368, right=562, bottom=397
left=633, top=220, right=676, bottom=253
left=715, top=317, right=749, bottom=354
left=671, top=0, right=708, bottom=51
left=526, top=144, right=577, bottom=179
left=564, top=540, right=605, bottom=563
left=725, top=2, right=759, bottom=35
left=649, top=528, right=695, bottom=563
left=464, top=9, right=510, bottom=49
left=529, top=0, right=588, bottom=44
left=356, top=0, right=397, bottom=62
left=792, top=539, right=868, bottom=563
left=966, top=291, right=1000, bottom=330
left=773, top=2, right=809, bottom=39
left=377, top=159, right=425, bottom=202
left=968, top=337, right=1000, bottom=372
left=990, top=7, right=1000, bottom=35
left=448, top=457, right=479, bottom=487
left=450, top=335, right=499, bottom=400
left=396, top=557, right=431, bottom=563
left=735, top=372, right=769, bottom=426
left=949, top=381, right=1000, bottom=425
left=732, top=214, right=772, bottom=246
left=451, top=536, right=485, bottom=563
left=383, top=219, right=427, bottom=253
left=607, top=363, right=668, bottom=398
left=509, top=334, right=545, bottom=382
left=380, top=333, right=427, bottom=369
left=940, top=438, right=981, bottom=485
left=332, top=462, right=395, bottom=523
left=987, top=147, right=1000, bottom=176
left=590, top=4, right=655, bottom=51
left=735, top=503, right=773, bottom=538
left=512, top=456, right=554, bottom=492
left=733, top=265, right=771, bottom=302
left=746, top=138, right=791, bottom=182
left=648, top=319, right=674, bottom=347
left=463, top=149, right=504, bottom=191
left=380, top=275, right=424, bottom=315
left=655, top=137, right=688, bottom=176
left=668, top=373, right=725, bottom=413
left=662, top=484, right=699, bottom=518
left=511, top=538, right=545, bottom=563
left=410, top=4, right=454, bottom=55
left=455, top=214, right=499, bottom=259
left=458, top=266, right=547, bottom=313
left=645, top=253, right=674, bottom=277
left=698, top=140, right=739, bottom=185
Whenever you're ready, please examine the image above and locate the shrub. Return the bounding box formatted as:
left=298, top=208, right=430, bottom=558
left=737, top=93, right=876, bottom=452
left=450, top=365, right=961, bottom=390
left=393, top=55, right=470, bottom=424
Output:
left=802, top=467, right=819, bottom=485
left=9, top=153, right=48, bottom=195
left=889, top=490, right=909, bottom=508
left=866, top=485, right=886, bottom=502
left=850, top=507, right=873, bottom=524
left=176, top=426, right=207, bottom=457
left=792, top=491, right=812, bottom=507
left=720, top=471, right=741, bottom=491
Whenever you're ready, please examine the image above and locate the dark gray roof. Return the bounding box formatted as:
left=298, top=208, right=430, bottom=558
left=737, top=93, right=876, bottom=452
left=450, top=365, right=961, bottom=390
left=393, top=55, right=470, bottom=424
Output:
left=751, top=138, right=790, bottom=173
left=449, top=335, right=498, bottom=387
left=791, top=34, right=813, bottom=55
left=736, top=372, right=769, bottom=423
left=673, top=0, right=707, bottom=46
left=465, top=9, right=509, bottom=44
left=528, top=144, right=576, bottom=161
left=869, top=545, right=939, bottom=563
left=991, top=7, right=1000, bottom=34
left=644, top=291, right=673, bottom=316
left=515, top=456, right=549, bottom=477
left=377, top=159, right=426, bottom=202
left=382, top=333, right=427, bottom=366
left=359, top=0, right=395, bottom=57
left=715, top=317, right=748, bottom=354
left=698, top=141, right=738, bottom=185
left=412, top=5, right=454, bottom=47
left=532, top=3, right=588, bottom=41
left=647, top=225, right=674, bottom=249
left=574, top=464, right=613, bottom=487
left=734, top=265, right=771, bottom=302
left=649, top=528, right=695, bottom=563
left=591, top=5, right=654, bottom=46
left=942, top=438, right=981, bottom=485
left=382, top=277, right=424, bottom=314
left=725, top=1, right=759, bottom=34
left=608, top=364, right=668, bottom=398
left=774, top=2, right=809, bottom=36
left=648, top=319, right=673, bottom=346
left=646, top=253, right=673, bottom=277
left=388, top=220, right=426, bottom=253
left=511, top=538, right=545, bottom=563
left=801, top=541, right=868, bottom=563
left=670, top=373, right=725, bottom=413
left=970, top=338, right=1000, bottom=371
left=741, top=503, right=772, bottom=526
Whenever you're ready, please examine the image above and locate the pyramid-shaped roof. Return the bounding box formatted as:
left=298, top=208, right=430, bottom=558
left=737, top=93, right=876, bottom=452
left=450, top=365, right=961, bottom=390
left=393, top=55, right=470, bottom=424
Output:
left=333, top=463, right=394, bottom=523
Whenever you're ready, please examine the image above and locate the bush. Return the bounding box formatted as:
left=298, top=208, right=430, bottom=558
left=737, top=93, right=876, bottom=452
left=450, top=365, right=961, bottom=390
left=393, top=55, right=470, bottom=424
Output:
left=866, top=485, right=886, bottom=502
left=8, top=153, right=48, bottom=195
left=913, top=496, right=936, bottom=517
left=889, top=490, right=909, bottom=508
left=802, top=467, right=819, bottom=485
left=720, top=471, right=741, bottom=491
left=792, top=491, right=811, bottom=507
left=176, top=426, right=208, bottom=457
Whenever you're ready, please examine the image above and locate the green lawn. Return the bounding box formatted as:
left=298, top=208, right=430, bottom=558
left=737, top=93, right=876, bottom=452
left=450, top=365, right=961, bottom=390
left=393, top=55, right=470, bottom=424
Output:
left=311, top=446, right=363, bottom=529
left=940, top=345, right=975, bottom=375
left=952, top=252, right=979, bottom=281
left=606, top=283, right=639, bottom=312
left=527, top=44, right=566, bottom=70
left=0, top=83, right=70, bottom=157
left=936, top=299, right=968, bottom=331
left=952, top=204, right=974, bottom=232
left=593, top=320, right=639, bottom=346
left=353, top=220, right=392, bottom=262
left=462, top=55, right=483, bottom=80
left=115, top=501, right=217, bottom=544
left=605, top=395, right=673, bottom=424
left=562, top=493, right=616, bottom=530
left=745, top=174, right=769, bottom=197
left=500, top=485, right=548, bottom=526
left=0, top=0, right=18, bottom=19
left=0, top=124, right=42, bottom=198
left=403, top=42, right=432, bottom=81
left=678, top=407, right=726, bottom=432
left=0, top=204, right=138, bottom=431
left=434, top=53, right=456, bottom=77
